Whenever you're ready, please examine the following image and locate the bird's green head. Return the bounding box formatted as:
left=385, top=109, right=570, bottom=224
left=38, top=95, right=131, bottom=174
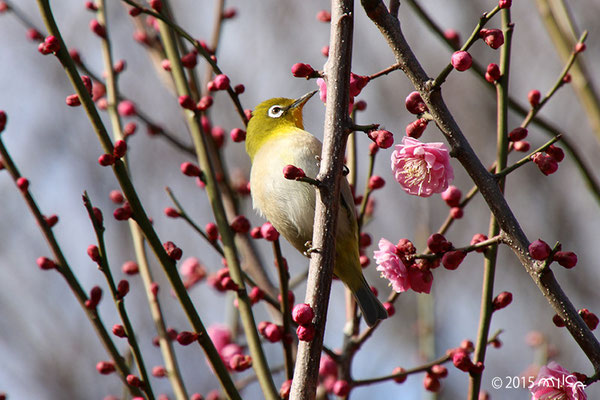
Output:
left=246, top=90, right=317, bottom=161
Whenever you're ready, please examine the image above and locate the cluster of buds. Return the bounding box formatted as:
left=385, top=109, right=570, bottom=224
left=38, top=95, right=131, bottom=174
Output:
left=424, top=364, right=449, bottom=392
left=292, top=303, right=316, bottom=342
left=447, top=340, right=484, bottom=378
left=531, top=144, right=564, bottom=176
left=553, top=309, right=599, bottom=331
left=250, top=222, right=280, bottom=241
left=38, top=35, right=60, bottom=55
left=208, top=267, right=239, bottom=292
left=318, top=353, right=349, bottom=396
left=441, top=185, right=464, bottom=219
left=258, top=321, right=285, bottom=343
left=427, top=233, right=467, bottom=270
left=207, top=74, right=230, bottom=91
left=163, top=241, right=182, bottom=261
left=97, top=140, right=127, bottom=166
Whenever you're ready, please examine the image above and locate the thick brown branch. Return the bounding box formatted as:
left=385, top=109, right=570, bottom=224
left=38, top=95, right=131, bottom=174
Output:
left=360, top=0, right=600, bottom=371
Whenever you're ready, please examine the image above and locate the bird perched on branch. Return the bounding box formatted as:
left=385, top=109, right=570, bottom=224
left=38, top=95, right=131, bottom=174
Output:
left=245, top=91, right=388, bottom=327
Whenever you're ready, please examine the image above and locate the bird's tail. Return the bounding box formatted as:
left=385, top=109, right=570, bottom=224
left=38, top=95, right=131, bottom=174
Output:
left=352, top=277, right=388, bottom=327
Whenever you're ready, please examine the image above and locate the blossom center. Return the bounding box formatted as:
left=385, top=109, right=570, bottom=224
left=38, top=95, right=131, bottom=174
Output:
left=400, top=157, right=430, bottom=193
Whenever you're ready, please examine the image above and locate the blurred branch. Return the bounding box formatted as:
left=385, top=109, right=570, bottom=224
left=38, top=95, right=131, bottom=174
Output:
left=290, top=0, right=354, bottom=398
left=360, top=0, right=600, bottom=372
left=535, top=0, right=600, bottom=137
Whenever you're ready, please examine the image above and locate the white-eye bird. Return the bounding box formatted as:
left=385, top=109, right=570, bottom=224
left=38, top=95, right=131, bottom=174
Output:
left=245, top=91, right=388, bottom=327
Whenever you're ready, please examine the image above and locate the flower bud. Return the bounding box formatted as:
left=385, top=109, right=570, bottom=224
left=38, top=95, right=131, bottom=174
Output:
left=392, top=367, right=407, bottom=383
left=575, top=43, right=586, bottom=54
left=260, top=222, right=279, bottom=241
left=297, top=323, right=315, bottom=341
left=552, top=314, right=566, bottom=327
left=229, top=354, right=252, bottom=372
left=405, top=118, right=428, bottom=139
left=176, top=331, right=199, bottom=345
left=452, top=349, right=474, bottom=372
left=16, top=177, right=29, bottom=192
left=508, top=127, right=528, bottom=142
left=37, top=256, right=56, bottom=270
left=117, top=279, right=129, bottom=299
left=152, top=366, right=167, bottom=378
left=180, top=51, right=197, bottom=69
left=126, top=374, right=143, bottom=388
left=441, top=185, right=461, bottom=207
left=405, top=91, right=428, bottom=114
left=283, top=165, right=306, bottom=180
left=532, top=153, right=558, bottom=175
left=87, top=244, right=101, bottom=263
left=178, top=95, right=195, bottom=110
left=368, top=175, right=385, bottom=190
left=579, top=309, right=599, bottom=330
left=424, top=373, right=441, bottom=392
left=316, top=10, right=331, bottom=22
left=451, top=51, right=472, bottom=71
left=529, top=239, right=551, bottom=260
left=230, top=128, right=246, bottom=142
left=513, top=140, right=530, bottom=152
left=205, top=222, right=219, bottom=242
left=442, top=250, right=466, bottom=270
left=164, top=207, right=180, bottom=218
left=492, top=291, right=513, bottom=311
left=291, top=63, right=315, bottom=78
left=0, top=110, right=6, bottom=133
left=113, top=206, right=132, bottom=220
left=444, top=29, right=460, bottom=48
left=180, top=162, right=202, bottom=177
left=44, top=214, right=59, bottom=228
left=546, top=145, right=564, bottom=162
left=249, top=286, right=264, bottom=304
left=479, top=29, right=504, bottom=49
left=150, top=0, right=162, bottom=12
left=85, top=286, right=102, bottom=309
left=163, top=241, right=182, bottom=260
left=499, top=0, right=512, bottom=8
left=553, top=251, right=577, bottom=269
left=113, top=140, right=127, bottom=158
left=230, top=215, right=250, bottom=234
left=213, top=74, right=230, bottom=90
left=485, top=63, right=501, bottom=83
left=112, top=324, right=126, bottom=338
left=292, top=303, right=315, bottom=325
left=427, top=233, right=451, bottom=254
left=431, top=364, right=448, bottom=378
left=280, top=379, right=292, bottom=399
left=196, top=95, right=213, bottom=111
left=367, top=129, right=394, bottom=149
left=96, top=361, right=116, bottom=374
left=66, top=94, right=81, bottom=107
left=528, top=89, right=541, bottom=107
left=89, top=19, right=107, bottom=38
left=332, top=380, right=350, bottom=397
left=98, top=154, right=115, bottom=166
left=470, top=233, right=488, bottom=253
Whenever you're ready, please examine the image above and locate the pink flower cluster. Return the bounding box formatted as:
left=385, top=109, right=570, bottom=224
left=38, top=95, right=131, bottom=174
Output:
left=373, top=238, right=432, bottom=294
left=530, top=362, right=587, bottom=400
left=391, top=136, right=453, bottom=197
left=208, top=325, right=252, bottom=372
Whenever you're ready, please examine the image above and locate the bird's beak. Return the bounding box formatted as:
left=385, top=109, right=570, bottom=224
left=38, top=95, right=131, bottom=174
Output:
left=288, top=90, right=318, bottom=110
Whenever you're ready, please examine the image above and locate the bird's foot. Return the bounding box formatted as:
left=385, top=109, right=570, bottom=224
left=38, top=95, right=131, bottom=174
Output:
left=304, top=242, right=321, bottom=256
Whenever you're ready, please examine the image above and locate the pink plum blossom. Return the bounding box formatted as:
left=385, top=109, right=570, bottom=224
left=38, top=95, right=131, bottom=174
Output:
left=391, top=136, right=454, bottom=197
left=373, top=238, right=411, bottom=293
left=530, top=361, right=586, bottom=400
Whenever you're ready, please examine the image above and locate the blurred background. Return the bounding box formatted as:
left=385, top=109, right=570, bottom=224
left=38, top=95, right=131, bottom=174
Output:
left=0, top=0, right=599, bottom=398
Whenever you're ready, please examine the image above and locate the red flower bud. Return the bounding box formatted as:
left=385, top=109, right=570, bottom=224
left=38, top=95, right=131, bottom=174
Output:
left=405, top=118, right=428, bottom=139
left=470, top=233, right=488, bottom=253
left=405, top=91, right=428, bottom=114
left=260, top=222, right=279, bottom=241
left=291, top=63, right=315, bottom=78
left=292, top=303, right=315, bottom=325
left=280, top=379, right=292, bottom=399
left=37, top=256, right=57, bottom=270
left=112, top=324, right=126, bottom=338
left=485, top=63, right=501, bottom=83
left=451, top=51, right=472, bottom=71
left=283, top=165, right=306, bottom=180
left=442, top=250, right=466, bottom=270
left=552, top=314, right=566, bottom=327
left=230, top=215, right=250, bottom=234
left=117, top=279, right=129, bottom=299
left=150, top=0, right=162, bottom=12
left=297, top=323, right=316, bottom=341
left=152, top=366, right=167, bottom=378
left=230, top=128, right=246, bottom=142
left=427, top=233, right=451, bottom=254
left=176, top=331, right=199, bottom=345
left=499, top=0, right=512, bottom=9
left=479, top=29, right=504, bottom=49
left=163, top=241, right=182, bottom=260
left=492, top=291, right=513, bottom=311
left=66, top=94, right=81, bottom=107
left=249, top=286, right=264, bottom=304
left=441, top=185, right=462, bottom=207
left=113, top=140, right=127, bottom=158
left=229, top=354, right=252, bottom=372
left=532, top=153, right=558, bottom=175
left=431, top=364, right=448, bottom=378
left=178, top=95, right=195, bottom=110
left=113, top=206, right=132, bottom=220
left=180, top=162, right=202, bottom=177
left=424, top=373, right=441, bottom=392
left=96, top=361, right=116, bottom=374
left=575, top=43, right=586, bottom=54
left=180, top=51, right=197, bottom=69
left=546, top=145, right=564, bottom=162
left=528, top=89, right=541, bottom=107
left=368, top=175, right=385, bottom=190
left=85, top=286, right=103, bottom=309
left=205, top=222, right=219, bottom=242
left=16, top=177, right=29, bottom=192
left=452, top=349, right=474, bottom=372
left=579, top=309, right=599, bottom=330
left=195, top=95, right=213, bottom=111
left=234, top=84, right=245, bottom=94
left=392, top=367, right=407, bottom=383
left=513, top=140, right=530, bottom=152
left=164, top=207, right=180, bottom=218
left=222, top=7, right=237, bottom=19
left=367, top=129, right=394, bottom=149
left=553, top=251, right=577, bottom=269
left=122, top=261, right=139, bottom=275
left=87, top=244, right=101, bottom=263
left=332, top=380, right=350, bottom=397
left=529, top=239, right=551, bottom=260
left=89, top=19, right=106, bottom=38
left=98, top=154, right=115, bottom=166
left=126, top=374, right=143, bottom=388
left=444, top=29, right=460, bottom=48
left=508, top=127, right=528, bottom=142
left=213, top=74, right=230, bottom=90
left=0, top=110, right=6, bottom=133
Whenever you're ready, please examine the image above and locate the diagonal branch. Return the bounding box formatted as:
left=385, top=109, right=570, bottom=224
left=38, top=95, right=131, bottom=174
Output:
left=360, top=0, right=600, bottom=372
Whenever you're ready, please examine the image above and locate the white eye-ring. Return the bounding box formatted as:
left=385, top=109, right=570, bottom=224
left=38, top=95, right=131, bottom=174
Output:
left=268, top=105, right=285, bottom=118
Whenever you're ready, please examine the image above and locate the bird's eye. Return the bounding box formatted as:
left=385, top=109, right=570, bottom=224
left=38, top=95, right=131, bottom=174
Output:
left=268, top=105, right=284, bottom=118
